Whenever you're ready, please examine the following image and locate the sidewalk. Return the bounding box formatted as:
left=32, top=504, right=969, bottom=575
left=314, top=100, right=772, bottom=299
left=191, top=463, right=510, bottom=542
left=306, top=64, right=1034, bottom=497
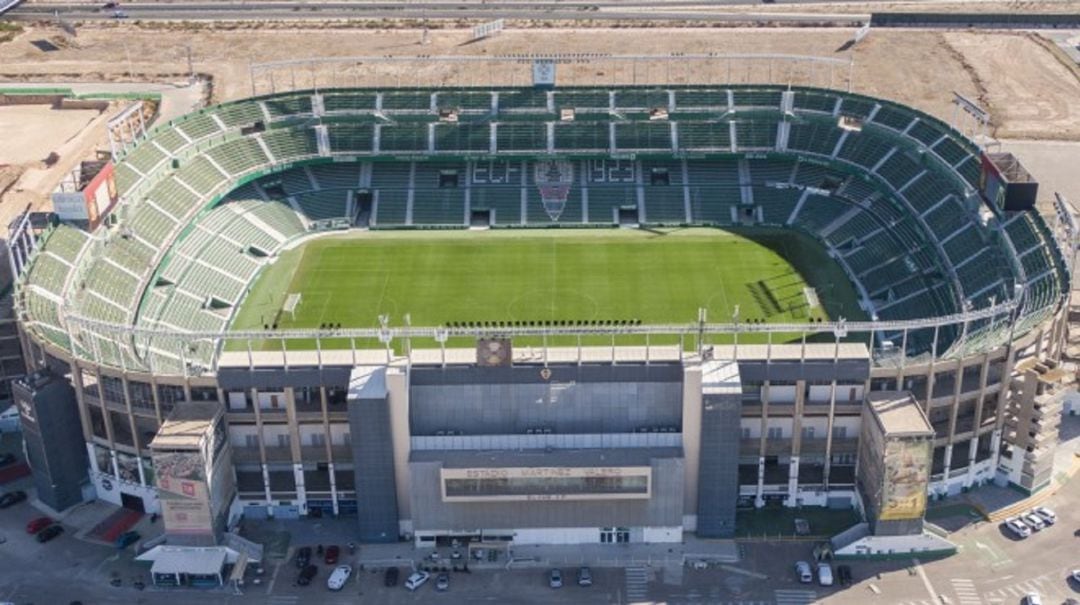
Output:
left=354, top=535, right=739, bottom=570
left=957, top=411, right=1080, bottom=524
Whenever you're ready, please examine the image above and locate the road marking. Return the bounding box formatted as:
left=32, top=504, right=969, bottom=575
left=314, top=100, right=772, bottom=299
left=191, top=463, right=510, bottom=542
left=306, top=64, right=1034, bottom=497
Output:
left=719, top=564, right=769, bottom=579
left=774, top=588, right=817, bottom=605
left=913, top=558, right=940, bottom=603
left=625, top=566, right=648, bottom=600
left=266, top=560, right=285, bottom=595
left=950, top=578, right=982, bottom=605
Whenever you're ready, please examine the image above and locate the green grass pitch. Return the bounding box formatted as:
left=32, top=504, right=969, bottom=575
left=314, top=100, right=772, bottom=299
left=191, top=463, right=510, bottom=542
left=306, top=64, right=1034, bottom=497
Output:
left=232, top=227, right=865, bottom=342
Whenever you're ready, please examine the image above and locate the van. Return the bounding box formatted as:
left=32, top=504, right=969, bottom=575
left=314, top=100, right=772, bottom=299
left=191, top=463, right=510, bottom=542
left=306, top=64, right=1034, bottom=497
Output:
left=817, top=563, right=834, bottom=586
left=405, top=571, right=430, bottom=591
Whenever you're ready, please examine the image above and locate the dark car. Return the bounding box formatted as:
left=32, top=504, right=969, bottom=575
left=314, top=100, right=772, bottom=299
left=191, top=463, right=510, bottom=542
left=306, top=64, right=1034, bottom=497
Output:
left=102, top=1, right=118, bottom=7
left=295, top=546, right=312, bottom=568
left=115, top=530, right=140, bottom=549
left=0, top=490, right=27, bottom=508
left=324, top=544, right=340, bottom=565
left=36, top=525, right=63, bottom=543
left=296, top=564, right=317, bottom=586
left=384, top=567, right=400, bottom=587
left=837, top=565, right=852, bottom=587
left=0, top=453, right=15, bottom=467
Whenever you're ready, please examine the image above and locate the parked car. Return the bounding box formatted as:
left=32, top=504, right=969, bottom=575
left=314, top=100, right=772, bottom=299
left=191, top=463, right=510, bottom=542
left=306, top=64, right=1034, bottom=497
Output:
left=404, top=571, right=430, bottom=591
left=384, top=567, right=400, bottom=587
left=549, top=568, right=563, bottom=589
left=295, top=546, right=312, bottom=568
left=326, top=565, right=352, bottom=591
left=26, top=516, right=55, bottom=534
left=324, top=545, right=340, bottom=565
left=577, top=566, right=593, bottom=587
left=0, top=491, right=26, bottom=509
left=795, top=561, right=813, bottom=583
left=435, top=573, right=449, bottom=592
left=0, top=453, right=15, bottom=467
left=817, top=563, right=833, bottom=587
left=114, top=531, right=140, bottom=549
left=102, top=1, right=118, bottom=8
left=1003, top=516, right=1032, bottom=538
left=1031, top=506, right=1056, bottom=525
left=1021, top=512, right=1046, bottom=531
left=1022, top=592, right=1043, bottom=605
left=1070, top=569, right=1080, bottom=584
left=111, top=10, right=128, bottom=18
left=36, top=525, right=63, bottom=543
left=837, top=564, right=852, bottom=587
left=296, top=565, right=317, bottom=586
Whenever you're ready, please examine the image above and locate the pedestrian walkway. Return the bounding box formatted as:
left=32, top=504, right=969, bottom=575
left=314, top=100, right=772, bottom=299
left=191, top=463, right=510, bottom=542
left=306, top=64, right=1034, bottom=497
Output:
left=982, top=573, right=1064, bottom=602
left=625, top=566, right=649, bottom=602
left=773, top=588, right=816, bottom=605
left=950, top=577, right=983, bottom=605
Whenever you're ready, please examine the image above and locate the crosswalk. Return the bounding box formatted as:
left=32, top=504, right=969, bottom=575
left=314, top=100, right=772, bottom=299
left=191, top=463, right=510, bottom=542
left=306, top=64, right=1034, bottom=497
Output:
left=265, top=597, right=299, bottom=605
left=774, top=588, right=817, bottom=605
left=951, top=578, right=982, bottom=605
left=625, top=566, right=649, bottom=602
left=982, top=574, right=1060, bottom=602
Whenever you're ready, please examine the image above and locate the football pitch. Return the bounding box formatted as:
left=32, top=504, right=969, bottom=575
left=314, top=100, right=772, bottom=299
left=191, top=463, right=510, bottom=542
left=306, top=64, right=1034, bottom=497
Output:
left=232, top=227, right=864, bottom=343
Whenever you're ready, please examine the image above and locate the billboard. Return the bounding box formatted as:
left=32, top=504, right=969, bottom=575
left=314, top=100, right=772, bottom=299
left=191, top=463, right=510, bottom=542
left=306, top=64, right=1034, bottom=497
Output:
left=153, top=450, right=213, bottom=535
left=878, top=438, right=931, bottom=521
left=50, top=162, right=118, bottom=229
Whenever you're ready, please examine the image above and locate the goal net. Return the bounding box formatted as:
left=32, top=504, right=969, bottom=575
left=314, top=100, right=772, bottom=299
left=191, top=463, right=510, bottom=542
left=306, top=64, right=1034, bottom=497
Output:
left=283, top=293, right=302, bottom=321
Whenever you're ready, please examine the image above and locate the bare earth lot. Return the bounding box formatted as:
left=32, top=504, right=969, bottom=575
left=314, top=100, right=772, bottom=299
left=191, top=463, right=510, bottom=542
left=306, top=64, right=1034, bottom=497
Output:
left=0, top=105, right=100, bottom=164
left=0, top=24, right=1078, bottom=140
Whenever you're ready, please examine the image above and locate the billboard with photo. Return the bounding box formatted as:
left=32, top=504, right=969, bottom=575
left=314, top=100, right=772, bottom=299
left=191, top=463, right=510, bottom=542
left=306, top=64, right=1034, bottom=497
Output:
left=153, top=450, right=213, bottom=535
left=879, top=438, right=931, bottom=521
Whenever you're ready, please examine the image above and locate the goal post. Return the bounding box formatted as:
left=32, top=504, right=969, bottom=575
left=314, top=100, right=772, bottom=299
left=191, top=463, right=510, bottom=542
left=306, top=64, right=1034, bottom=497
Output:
left=283, top=293, right=302, bottom=321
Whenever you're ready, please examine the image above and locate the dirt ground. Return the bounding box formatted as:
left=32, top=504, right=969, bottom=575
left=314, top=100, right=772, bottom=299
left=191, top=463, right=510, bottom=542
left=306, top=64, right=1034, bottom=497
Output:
left=0, top=105, right=101, bottom=164
left=4, top=23, right=1078, bottom=140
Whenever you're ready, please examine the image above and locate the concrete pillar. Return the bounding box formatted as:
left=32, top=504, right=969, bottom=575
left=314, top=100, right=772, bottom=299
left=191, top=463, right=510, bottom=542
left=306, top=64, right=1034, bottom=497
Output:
left=386, top=363, right=412, bottom=524
left=680, top=362, right=703, bottom=528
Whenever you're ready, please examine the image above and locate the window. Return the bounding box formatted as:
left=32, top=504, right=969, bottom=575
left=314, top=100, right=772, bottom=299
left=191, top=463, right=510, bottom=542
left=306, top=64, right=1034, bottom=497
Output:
left=244, top=435, right=258, bottom=448
left=129, top=381, right=155, bottom=411
left=276, top=434, right=290, bottom=448
left=101, top=376, right=126, bottom=405
left=831, top=426, right=848, bottom=439
left=741, top=427, right=752, bottom=439
left=309, top=433, right=326, bottom=447
left=767, top=427, right=783, bottom=439
left=801, top=426, right=815, bottom=440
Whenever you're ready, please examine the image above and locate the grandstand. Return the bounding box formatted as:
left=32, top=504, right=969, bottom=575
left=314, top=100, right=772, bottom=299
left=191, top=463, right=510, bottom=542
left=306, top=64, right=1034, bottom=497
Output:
left=10, top=83, right=1073, bottom=546
left=14, top=85, right=1068, bottom=375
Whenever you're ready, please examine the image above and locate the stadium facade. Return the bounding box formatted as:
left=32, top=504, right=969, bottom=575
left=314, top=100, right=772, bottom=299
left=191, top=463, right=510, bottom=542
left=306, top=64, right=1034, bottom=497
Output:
left=11, top=84, right=1074, bottom=546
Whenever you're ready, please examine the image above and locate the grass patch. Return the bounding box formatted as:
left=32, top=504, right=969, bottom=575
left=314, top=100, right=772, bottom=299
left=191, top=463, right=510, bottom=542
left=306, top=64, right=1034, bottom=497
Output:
left=231, top=227, right=865, bottom=350
left=0, top=22, right=23, bottom=45
left=735, top=505, right=861, bottom=539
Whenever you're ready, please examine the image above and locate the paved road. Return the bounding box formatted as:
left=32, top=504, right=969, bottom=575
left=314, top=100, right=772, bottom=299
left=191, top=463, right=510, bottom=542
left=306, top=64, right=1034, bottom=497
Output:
left=5, top=1, right=869, bottom=24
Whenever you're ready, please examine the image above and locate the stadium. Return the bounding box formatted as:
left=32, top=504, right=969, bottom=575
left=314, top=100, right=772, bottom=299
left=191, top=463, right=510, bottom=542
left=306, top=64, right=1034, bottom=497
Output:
left=10, top=73, right=1074, bottom=549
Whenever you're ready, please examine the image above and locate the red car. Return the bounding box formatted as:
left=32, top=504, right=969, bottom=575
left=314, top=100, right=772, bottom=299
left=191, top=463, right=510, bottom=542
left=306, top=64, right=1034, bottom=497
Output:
left=26, top=516, right=55, bottom=534
left=324, top=545, right=340, bottom=565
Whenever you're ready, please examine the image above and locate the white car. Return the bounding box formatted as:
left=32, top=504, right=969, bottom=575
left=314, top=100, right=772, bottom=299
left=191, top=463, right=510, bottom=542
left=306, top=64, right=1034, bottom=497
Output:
left=1003, top=516, right=1032, bottom=538
left=817, top=563, right=833, bottom=587
left=326, top=565, right=352, bottom=591
left=795, top=561, right=813, bottom=583
left=405, top=571, right=430, bottom=591
left=1071, top=569, right=1080, bottom=583
left=1032, top=506, right=1056, bottom=525
left=1021, top=512, right=1046, bottom=531
left=1022, top=592, right=1043, bottom=605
